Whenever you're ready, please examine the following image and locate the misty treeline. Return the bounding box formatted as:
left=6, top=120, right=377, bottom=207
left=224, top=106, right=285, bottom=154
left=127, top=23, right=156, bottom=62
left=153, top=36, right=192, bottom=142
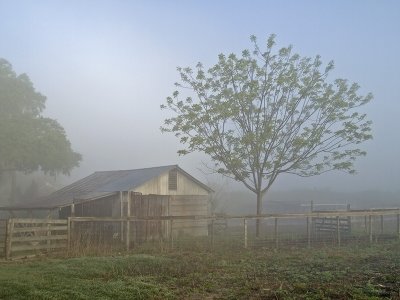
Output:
left=162, top=35, right=372, bottom=235
left=0, top=58, right=81, bottom=205
left=210, top=187, right=400, bottom=215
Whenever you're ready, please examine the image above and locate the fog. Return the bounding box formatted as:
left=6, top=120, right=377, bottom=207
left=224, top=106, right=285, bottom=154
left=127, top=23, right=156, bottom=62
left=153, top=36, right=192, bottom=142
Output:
left=1, top=1, right=399, bottom=197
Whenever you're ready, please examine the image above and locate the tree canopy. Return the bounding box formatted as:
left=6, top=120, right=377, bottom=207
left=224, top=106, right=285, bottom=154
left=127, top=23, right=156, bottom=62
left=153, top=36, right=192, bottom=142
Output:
left=0, top=58, right=81, bottom=176
left=161, top=35, right=372, bottom=234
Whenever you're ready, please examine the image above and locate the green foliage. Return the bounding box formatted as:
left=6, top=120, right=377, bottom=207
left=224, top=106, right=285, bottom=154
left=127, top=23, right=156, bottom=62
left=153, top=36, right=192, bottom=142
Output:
left=0, top=58, right=81, bottom=175
left=161, top=35, right=372, bottom=200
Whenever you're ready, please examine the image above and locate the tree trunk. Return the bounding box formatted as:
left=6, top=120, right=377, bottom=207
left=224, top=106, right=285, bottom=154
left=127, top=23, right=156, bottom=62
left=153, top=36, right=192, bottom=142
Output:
left=256, top=190, right=263, bottom=237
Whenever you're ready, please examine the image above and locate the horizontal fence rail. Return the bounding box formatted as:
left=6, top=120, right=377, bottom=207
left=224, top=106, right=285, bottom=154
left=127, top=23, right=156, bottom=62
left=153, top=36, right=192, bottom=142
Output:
left=1, top=208, right=399, bottom=259
left=66, top=208, right=400, bottom=252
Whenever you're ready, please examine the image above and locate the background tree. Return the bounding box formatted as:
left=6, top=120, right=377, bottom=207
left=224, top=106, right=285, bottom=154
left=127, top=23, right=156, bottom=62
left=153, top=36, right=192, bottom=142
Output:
left=161, top=35, right=372, bottom=236
left=0, top=58, right=81, bottom=203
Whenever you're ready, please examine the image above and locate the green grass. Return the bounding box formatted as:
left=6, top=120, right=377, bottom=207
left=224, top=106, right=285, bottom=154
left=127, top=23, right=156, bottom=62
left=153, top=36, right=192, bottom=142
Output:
left=0, top=242, right=399, bottom=299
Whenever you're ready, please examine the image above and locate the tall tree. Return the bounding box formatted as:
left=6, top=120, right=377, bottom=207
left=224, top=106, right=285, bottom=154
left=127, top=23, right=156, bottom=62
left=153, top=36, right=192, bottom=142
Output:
left=161, top=35, right=372, bottom=236
left=0, top=58, right=81, bottom=203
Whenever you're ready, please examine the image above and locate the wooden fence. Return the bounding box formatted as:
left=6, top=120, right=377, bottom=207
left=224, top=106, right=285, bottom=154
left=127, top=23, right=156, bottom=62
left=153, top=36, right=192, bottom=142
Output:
left=1, top=208, right=400, bottom=259
left=3, top=218, right=68, bottom=260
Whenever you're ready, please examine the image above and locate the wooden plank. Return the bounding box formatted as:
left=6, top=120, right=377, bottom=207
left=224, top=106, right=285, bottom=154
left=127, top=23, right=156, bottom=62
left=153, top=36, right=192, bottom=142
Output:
left=11, top=243, right=67, bottom=252
left=12, top=226, right=68, bottom=233
left=11, top=235, right=68, bottom=242
left=11, top=218, right=67, bottom=224
left=169, top=203, right=209, bottom=208
left=71, top=217, right=125, bottom=222
left=66, top=208, right=400, bottom=222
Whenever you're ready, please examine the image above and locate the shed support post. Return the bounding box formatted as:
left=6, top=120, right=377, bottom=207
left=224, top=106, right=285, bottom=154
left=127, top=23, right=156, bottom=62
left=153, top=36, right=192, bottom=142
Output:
left=71, top=203, right=75, bottom=217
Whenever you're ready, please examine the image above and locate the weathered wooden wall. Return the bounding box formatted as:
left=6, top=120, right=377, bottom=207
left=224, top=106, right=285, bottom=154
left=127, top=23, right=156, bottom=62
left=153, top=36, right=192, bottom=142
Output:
left=59, top=194, right=120, bottom=219
left=127, top=194, right=209, bottom=243
left=133, top=171, right=209, bottom=196
left=130, top=194, right=169, bottom=242
left=169, top=195, right=209, bottom=237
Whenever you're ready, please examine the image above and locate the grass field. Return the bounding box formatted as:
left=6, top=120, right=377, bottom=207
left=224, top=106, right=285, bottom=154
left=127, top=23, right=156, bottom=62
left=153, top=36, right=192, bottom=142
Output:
left=0, top=242, right=399, bottom=299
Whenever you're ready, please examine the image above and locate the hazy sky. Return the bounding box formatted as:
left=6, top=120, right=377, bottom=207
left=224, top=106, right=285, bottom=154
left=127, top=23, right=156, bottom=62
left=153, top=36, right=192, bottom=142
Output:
left=1, top=0, right=399, bottom=192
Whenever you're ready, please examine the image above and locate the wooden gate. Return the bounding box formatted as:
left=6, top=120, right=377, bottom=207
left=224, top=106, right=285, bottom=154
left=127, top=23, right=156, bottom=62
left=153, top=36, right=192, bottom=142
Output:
left=313, top=216, right=351, bottom=235
left=4, top=218, right=68, bottom=259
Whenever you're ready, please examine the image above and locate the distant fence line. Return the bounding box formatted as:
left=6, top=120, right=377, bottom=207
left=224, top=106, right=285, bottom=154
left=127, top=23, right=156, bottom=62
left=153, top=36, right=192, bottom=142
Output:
left=1, top=208, right=400, bottom=260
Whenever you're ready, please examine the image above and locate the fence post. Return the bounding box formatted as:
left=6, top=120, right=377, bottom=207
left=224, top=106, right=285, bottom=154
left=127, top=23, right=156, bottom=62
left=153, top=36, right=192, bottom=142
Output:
left=47, top=214, right=51, bottom=251
left=210, top=219, right=214, bottom=248
left=120, top=191, right=124, bottom=242
left=369, top=215, right=373, bottom=244
left=274, top=218, right=278, bottom=249
left=46, top=223, right=51, bottom=252
left=5, top=219, right=14, bottom=260
left=397, top=212, right=400, bottom=240
left=67, top=217, right=71, bottom=253
left=243, top=219, right=248, bottom=249
left=336, top=216, right=341, bottom=247
left=307, top=216, right=311, bottom=248
left=380, top=215, right=384, bottom=235
left=126, top=192, right=131, bottom=251
left=347, top=204, right=351, bottom=233
left=126, top=219, right=131, bottom=251
left=364, top=215, right=367, bottom=233
left=170, top=219, right=174, bottom=249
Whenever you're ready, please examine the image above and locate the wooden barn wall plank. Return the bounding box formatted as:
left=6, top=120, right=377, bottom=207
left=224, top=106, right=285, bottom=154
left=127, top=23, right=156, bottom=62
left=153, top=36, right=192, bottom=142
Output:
left=133, top=171, right=209, bottom=196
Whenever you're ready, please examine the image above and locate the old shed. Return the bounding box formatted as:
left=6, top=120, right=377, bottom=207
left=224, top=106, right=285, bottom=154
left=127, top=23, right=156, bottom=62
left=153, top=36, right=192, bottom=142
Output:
left=4, top=165, right=212, bottom=244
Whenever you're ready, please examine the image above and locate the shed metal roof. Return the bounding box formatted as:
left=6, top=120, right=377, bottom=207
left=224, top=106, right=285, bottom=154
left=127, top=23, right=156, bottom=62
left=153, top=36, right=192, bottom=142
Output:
left=6, top=165, right=212, bottom=209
